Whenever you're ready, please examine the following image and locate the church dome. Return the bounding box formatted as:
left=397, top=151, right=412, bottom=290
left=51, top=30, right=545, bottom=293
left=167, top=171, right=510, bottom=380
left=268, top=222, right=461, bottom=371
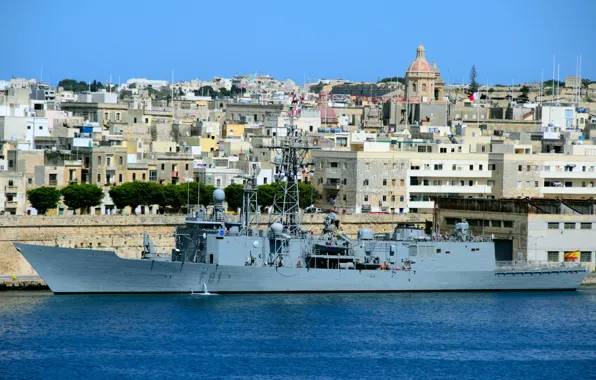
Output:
left=407, top=60, right=433, bottom=73
left=406, top=44, right=434, bottom=73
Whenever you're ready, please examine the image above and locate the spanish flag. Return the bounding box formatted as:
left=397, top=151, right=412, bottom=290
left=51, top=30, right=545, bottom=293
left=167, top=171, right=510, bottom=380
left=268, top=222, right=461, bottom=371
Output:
left=564, top=250, right=580, bottom=261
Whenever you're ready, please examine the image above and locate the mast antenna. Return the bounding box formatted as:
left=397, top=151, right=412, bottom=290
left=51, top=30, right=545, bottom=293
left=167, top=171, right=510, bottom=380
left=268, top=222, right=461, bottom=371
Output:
left=268, top=94, right=319, bottom=235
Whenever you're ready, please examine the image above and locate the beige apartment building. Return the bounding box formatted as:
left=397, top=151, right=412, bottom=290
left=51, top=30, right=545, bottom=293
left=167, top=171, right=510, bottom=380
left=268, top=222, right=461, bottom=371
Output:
left=34, top=160, right=83, bottom=187
left=312, top=145, right=596, bottom=214
left=0, top=172, right=27, bottom=215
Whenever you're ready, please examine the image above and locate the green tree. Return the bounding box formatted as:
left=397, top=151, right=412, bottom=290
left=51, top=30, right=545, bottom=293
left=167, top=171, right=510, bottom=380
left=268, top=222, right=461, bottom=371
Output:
left=468, top=65, right=479, bottom=95
left=128, top=83, right=137, bottom=89
left=298, top=182, right=321, bottom=209
left=177, top=182, right=216, bottom=207
left=60, top=184, right=104, bottom=214
left=108, top=181, right=165, bottom=214
left=199, top=183, right=216, bottom=206
left=230, top=85, right=247, bottom=95
left=90, top=80, right=104, bottom=92
left=378, top=77, right=406, bottom=85
left=256, top=182, right=320, bottom=211
left=163, top=184, right=185, bottom=212
left=543, top=80, right=565, bottom=88
left=224, top=183, right=244, bottom=212
left=195, top=86, right=217, bottom=97
left=58, top=79, right=89, bottom=93
left=27, top=187, right=61, bottom=215
left=257, top=183, right=282, bottom=209
left=518, top=85, right=530, bottom=102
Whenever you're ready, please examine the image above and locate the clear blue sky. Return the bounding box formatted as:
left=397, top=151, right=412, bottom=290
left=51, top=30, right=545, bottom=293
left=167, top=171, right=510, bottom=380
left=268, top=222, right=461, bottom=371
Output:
left=1, top=0, right=594, bottom=86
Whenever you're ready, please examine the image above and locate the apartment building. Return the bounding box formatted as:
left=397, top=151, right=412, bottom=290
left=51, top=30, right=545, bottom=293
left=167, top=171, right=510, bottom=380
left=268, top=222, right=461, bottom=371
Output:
left=0, top=172, right=27, bottom=215
left=34, top=162, right=74, bottom=187
left=194, top=155, right=241, bottom=189
left=312, top=143, right=596, bottom=214
left=78, top=147, right=130, bottom=186
left=151, top=152, right=194, bottom=184
left=60, top=102, right=128, bottom=125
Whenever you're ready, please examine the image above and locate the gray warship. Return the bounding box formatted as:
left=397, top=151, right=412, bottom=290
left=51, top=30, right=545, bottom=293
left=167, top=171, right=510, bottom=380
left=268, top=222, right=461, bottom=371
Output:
left=13, top=97, right=589, bottom=294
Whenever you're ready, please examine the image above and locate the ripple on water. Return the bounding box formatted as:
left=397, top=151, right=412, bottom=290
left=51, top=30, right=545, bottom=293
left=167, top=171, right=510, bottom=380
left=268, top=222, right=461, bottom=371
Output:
left=0, top=290, right=595, bottom=379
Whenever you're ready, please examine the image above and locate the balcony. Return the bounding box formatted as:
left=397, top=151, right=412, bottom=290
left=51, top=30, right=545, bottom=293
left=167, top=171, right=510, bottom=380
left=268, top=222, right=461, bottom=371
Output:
left=407, top=200, right=435, bottom=209
left=171, top=171, right=179, bottom=178
left=48, top=180, right=58, bottom=186
left=323, top=182, right=341, bottom=190
left=5, top=185, right=19, bottom=192
left=5, top=200, right=19, bottom=207
left=409, top=185, right=492, bottom=194
left=540, top=171, right=596, bottom=179
left=408, top=169, right=492, bottom=178
left=542, top=186, right=596, bottom=195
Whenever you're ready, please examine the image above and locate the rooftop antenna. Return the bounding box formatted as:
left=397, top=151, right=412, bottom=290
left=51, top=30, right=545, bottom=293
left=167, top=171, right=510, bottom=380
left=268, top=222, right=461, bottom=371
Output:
left=549, top=54, right=555, bottom=125
left=540, top=69, right=543, bottom=104
left=575, top=56, right=579, bottom=104
left=557, top=63, right=560, bottom=106
left=551, top=54, right=555, bottom=104
left=579, top=54, right=582, bottom=103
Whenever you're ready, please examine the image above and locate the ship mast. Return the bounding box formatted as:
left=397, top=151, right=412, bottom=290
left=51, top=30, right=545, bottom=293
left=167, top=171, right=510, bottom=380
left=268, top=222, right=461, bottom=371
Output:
left=240, top=161, right=259, bottom=234
left=268, top=93, right=318, bottom=236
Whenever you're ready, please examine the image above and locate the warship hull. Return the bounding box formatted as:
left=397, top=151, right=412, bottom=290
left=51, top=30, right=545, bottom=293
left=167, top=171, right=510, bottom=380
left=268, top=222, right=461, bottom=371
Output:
left=14, top=243, right=587, bottom=294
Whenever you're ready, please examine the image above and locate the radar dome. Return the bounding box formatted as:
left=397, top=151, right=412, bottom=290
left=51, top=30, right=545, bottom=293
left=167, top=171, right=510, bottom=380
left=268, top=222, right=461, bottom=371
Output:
left=213, top=189, right=225, bottom=202
left=270, top=223, right=283, bottom=235
left=358, top=228, right=374, bottom=240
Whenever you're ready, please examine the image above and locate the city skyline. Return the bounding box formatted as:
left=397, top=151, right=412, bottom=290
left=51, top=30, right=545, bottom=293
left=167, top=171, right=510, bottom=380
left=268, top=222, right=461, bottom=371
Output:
left=1, top=0, right=594, bottom=86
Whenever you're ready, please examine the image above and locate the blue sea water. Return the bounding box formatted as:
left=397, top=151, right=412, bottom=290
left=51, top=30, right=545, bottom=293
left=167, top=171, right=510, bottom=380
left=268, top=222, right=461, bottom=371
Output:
left=0, top=290, right=595, bottom=380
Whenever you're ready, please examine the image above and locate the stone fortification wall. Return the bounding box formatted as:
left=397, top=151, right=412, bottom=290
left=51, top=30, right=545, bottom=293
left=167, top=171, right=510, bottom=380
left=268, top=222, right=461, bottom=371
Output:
left=0, top=213, right=430, bottom=276
left=0, top=215, right=183, bottom=276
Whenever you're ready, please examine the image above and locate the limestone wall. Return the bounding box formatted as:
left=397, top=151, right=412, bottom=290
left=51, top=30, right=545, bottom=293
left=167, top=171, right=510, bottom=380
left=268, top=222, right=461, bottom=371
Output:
left=0, top=213, right=430, bottom=276
left=0, top=215, right=183, bottom=276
